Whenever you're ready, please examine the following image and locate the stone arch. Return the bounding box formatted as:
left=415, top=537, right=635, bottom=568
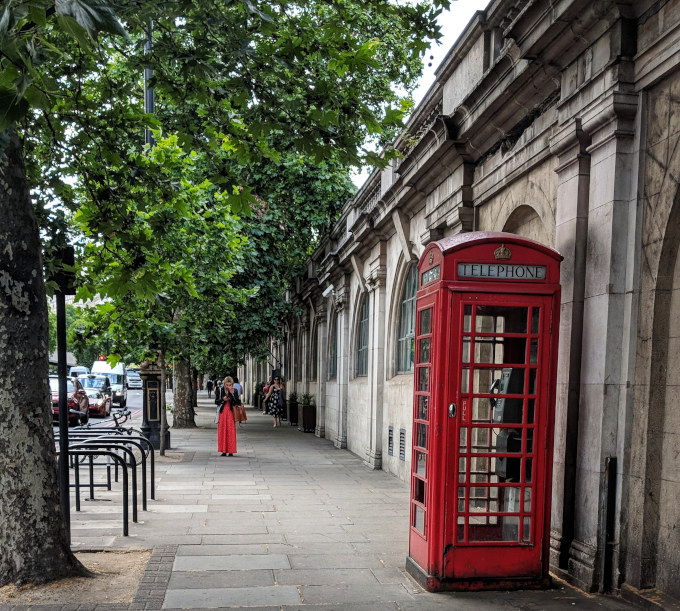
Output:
left=643, top=184, right=680, bottom=596
left=502, top=204, right=551, bottom=245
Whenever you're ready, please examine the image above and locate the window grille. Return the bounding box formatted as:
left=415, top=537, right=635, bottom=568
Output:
left=399, top=428, right=406, bottom=461
left=388, top=426, right=394, bottom=456
left=356, top=295, right=369, bottom=376
left=397, top=265, right=418, bottom=373
left=329, top=315, right=338, bottom=379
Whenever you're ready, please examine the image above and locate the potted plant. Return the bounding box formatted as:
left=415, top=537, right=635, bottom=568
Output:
left=300, top=393, right=315, bottom=433
left=287, top=391, right=299, bottom=426
left=255, top=381, right=266, bottom=412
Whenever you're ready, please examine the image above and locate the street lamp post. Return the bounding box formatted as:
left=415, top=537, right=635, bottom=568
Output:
left=54, top=246, right=76, bottom=541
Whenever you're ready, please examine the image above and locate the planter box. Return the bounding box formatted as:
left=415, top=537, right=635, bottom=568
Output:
left=301, top=404, right=316, bottom=433
left=288, top=400, right=298, bottom=425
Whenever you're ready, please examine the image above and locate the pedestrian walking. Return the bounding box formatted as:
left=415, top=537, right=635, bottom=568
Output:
left=233, top=376, right=243, bottom=398
left=262, top=376, right=272, bottom=413
left=206, top=378, right=214, bottom=398
left=215, top=376, right=240, bottom=456
left=264, top=376, right=285, bottom=427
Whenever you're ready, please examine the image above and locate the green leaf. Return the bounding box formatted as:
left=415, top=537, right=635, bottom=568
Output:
left=244, top=0, right=274, bottom=23
left=0, top=87, right=29, bottom=129
left=28, top=6, right=48, bottom=28
left=0, top=6, right=11, bottom=40
left=56, top=15, right=92, bottom=50
left=0, top=66, right=20, bottom=89
left=55, top=0, right=128, bottom=38
left=23, top=85, right=52, bottom=110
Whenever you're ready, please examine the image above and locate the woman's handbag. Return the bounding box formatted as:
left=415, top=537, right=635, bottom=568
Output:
left=233, top=403, right=247, bottom=423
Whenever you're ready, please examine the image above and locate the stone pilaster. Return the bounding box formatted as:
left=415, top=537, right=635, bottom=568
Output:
left=365, top=248, right=387, bottom=469
left=567, top=90, right=638, bottom=592
left=548, top=117, right=591, bottom=576
left=315, top=303, right=327, bottom=438
left=334, top=281, right=350, bottom=449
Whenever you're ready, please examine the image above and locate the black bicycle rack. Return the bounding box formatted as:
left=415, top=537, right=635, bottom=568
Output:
left=55, top=411, right=155, bottom=536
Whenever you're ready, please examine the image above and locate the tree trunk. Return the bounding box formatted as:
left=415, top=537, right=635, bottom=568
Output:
left=192, top=367, right=198, bottom=407
left=0, top=130, right=89, bottom=585
left=172, top=359, right=196, bottom=428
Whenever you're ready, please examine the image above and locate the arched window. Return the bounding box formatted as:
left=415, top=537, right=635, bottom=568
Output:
left=329, top=314, right=338, bottom=379
left=356, top=294, right=370, bottom=377
left=396, top=264, right=417, bottom=373
left=309, top=322, right=318, bottom=381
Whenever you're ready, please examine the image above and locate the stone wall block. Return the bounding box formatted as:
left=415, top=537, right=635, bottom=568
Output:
left=669, top=76, right=680, bottom=139
left=665, top=334, right=680, bottom=387
left=556, top=219, right=580, bottom=301
left=555, top=172, right=583, bottom=225
left=551, top=460, right=566, bottom=528
left=579, top=294, right=610, bottom=383
left=571, top=465, right=602, bottom=547
left=583, top=204, right=620, bottom=299
left=644, top=140, right=670, bottom=200
left=647, top=84, right=671, bottom=147
left=553, top=379, right=570, bottom=466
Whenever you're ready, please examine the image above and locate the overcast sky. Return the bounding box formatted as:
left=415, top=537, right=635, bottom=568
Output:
left=351, top=0, right=490, bottom=186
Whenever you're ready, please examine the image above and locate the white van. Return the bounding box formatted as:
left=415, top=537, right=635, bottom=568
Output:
left=69, top=365, right=90, bottom=377
left=91, top=360, right=127, bottom=408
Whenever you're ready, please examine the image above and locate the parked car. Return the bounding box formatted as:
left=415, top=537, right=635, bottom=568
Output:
left=127, top=370, right=142, bottom=389
left=80, top=374, right=112, bottom=395
left=84, top=388, right=112, bottom=418
left=91, top=360, right=127, bottom=408
left=49, top=375, right=89, bottom=426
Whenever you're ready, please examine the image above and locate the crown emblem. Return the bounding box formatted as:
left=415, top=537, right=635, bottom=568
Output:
left=494, top=244, right=512, bottom=260
left=428, top=252, right=434, bottom=265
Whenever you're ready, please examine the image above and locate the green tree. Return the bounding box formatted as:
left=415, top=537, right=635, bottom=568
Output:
left=1, top=0, right=448, bottom=586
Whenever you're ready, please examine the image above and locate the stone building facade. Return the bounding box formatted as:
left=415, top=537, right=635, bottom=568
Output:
left=241, top=0, right=680, bottom=601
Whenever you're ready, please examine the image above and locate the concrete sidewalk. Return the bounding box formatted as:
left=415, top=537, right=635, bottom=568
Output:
left=62, top=392, right=630, bottom=610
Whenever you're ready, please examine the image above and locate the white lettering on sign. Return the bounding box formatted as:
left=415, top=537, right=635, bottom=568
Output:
left=457, top=262, right=547, bottom=280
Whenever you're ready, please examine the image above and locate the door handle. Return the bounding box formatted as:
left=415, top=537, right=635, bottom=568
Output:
left=448, top=403, right=456, bottom=418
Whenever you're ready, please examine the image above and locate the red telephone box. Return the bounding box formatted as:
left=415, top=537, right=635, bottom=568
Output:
left=406, top=232, right=561, bottom=591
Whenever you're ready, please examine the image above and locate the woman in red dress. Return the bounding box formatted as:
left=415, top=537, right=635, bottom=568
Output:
left=216, top=376, right=239, bottom=456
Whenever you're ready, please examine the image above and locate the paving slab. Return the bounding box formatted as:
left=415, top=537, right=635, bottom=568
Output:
left=57, top=393, right=636, bottom=611
left=173, top=554, right=291, bottom=571
left=162, top=585, right=301, bottom=608
left=168, top=570, right=275, bottom=589
left=299, top=583, right=415, bottom=604
left=273, top=568, right=379, bottom=586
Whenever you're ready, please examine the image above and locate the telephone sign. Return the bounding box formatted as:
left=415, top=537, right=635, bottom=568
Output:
left=406, top=232, right=561, bottom=591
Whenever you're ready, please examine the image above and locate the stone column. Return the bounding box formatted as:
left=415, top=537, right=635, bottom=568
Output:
left=548, top=118, right=591, bottom=575
left=315, top=303, right=328, bottom=438
left=334, top=282, right=349, bottom=449
left=568, top=91, right=638, bottom=592
left=365, top=248, right=387, bottom=469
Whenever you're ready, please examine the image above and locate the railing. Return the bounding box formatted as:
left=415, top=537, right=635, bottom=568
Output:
left=55, top=413, right=155, bottom=536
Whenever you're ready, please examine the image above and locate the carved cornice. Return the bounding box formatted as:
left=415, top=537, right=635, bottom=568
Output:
left=395, top=101, right=444, bottom=161
left=366, top=267, right=387, bottom=291
left=334, top=287, right=349, bottom=312
left=315, top=304, right=327, bottom=323
left=581, top=90, right=638, bottom=149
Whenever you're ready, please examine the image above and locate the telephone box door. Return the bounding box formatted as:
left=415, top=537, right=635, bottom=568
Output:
left=444, top=292, right=554, bottom=581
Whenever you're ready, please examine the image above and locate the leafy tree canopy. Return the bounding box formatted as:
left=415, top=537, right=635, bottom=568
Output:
left=6, top=0, right=449, bottom=367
